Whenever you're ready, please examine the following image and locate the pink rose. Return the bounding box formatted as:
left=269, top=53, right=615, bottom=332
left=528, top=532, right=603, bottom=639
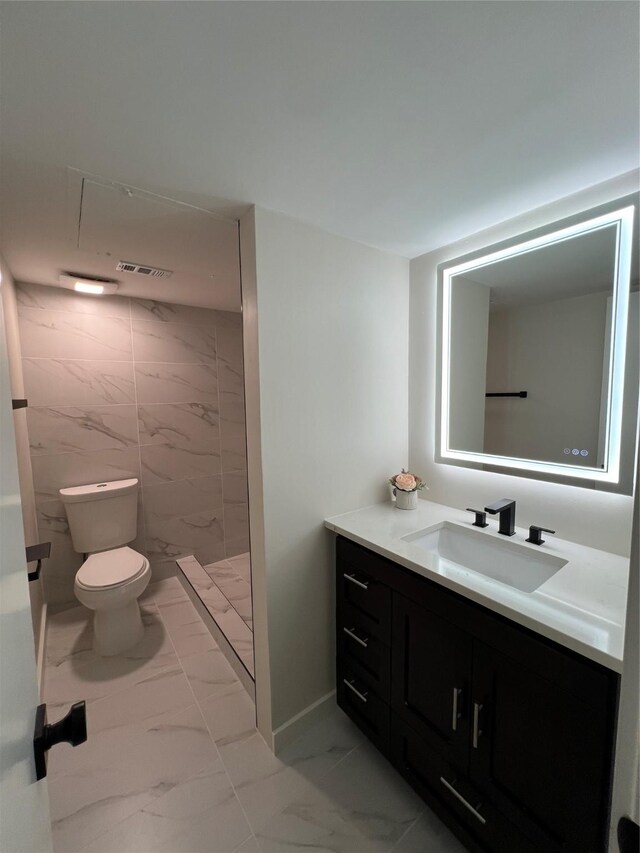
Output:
left=395, top=473, right=417, bottom=491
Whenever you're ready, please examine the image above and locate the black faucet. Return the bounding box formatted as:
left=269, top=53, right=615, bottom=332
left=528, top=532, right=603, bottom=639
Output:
left=484, top=498, right=516, bottom=536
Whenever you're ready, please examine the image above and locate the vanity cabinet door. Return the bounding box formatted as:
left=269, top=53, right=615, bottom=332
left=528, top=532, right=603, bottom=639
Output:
left=391, top=594, right=472, bottom=769
left=468, top=641, right=615, bottom=853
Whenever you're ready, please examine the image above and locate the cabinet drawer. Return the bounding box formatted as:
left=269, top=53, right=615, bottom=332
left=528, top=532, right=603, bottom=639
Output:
left=337, top=541, right=391, bottom=643
left=337, top=604, right=390, bottom=700
left=337, top=665, right=390, bottom=755
left=390, top=716, right=546, bottom=853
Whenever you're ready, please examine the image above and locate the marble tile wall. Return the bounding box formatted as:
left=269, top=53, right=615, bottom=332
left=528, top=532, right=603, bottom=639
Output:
left=17, top=283, right=249, bottom=607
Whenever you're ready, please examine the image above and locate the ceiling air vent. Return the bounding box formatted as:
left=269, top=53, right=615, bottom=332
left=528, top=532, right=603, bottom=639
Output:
left=116, top=261, right=173, bottom=278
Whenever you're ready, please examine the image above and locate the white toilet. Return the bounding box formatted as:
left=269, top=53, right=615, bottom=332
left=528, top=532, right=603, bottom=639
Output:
left=60, top=478, right=151, bottom=656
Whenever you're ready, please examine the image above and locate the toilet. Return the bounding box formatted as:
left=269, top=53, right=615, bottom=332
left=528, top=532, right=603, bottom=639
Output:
left=59, top=478, right=151, bottom=656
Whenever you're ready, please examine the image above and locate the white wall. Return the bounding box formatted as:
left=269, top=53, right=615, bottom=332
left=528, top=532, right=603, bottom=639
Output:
left=248, top=207, right=409, bottom=734
left=409, top=172, right=638, bottom=556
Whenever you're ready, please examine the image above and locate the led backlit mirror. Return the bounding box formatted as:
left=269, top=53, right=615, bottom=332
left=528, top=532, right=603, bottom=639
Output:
left=437, top=196, right=639, bottom=492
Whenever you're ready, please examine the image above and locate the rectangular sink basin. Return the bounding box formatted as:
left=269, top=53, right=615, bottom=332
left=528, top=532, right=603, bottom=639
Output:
left=402, top=522, right=567, bottom=593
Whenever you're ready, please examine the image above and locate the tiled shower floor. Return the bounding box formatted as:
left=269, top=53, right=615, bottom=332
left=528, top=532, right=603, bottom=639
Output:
left=43, top=577, right=466, bottom=853
left=178, top=553, right=255, bottom=677
left=205, top=553, right=253, bottom=630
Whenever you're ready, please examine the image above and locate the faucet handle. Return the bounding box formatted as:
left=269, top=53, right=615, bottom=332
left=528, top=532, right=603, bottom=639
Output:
left=466, top=508, right=489, bottom=528
left=526, top=525, right=555, bottom=546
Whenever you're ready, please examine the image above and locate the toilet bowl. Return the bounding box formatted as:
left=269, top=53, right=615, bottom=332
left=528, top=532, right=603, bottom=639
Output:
left=74, top=546, right=151, bottom=656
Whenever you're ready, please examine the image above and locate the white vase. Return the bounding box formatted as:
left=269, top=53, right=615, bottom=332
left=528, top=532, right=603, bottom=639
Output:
left=395, top=488, right=418, bottom=510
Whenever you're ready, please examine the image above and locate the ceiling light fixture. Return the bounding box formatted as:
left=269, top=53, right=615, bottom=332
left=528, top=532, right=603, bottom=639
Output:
left=74, top=282, right=107, bottom=295
left=59, top=274, right=119, bottom=296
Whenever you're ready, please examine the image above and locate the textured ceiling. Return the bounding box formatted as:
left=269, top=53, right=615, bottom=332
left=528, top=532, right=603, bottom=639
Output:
left=0, top=2, right=638, bottom=306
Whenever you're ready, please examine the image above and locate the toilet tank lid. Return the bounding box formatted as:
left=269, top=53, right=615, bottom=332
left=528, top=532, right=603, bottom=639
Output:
left=60, top=478, right=138, bottom=504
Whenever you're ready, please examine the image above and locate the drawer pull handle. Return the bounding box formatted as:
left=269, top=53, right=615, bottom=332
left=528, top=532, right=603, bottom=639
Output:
left=343, top=627, right=369, bottom=648
left=473, top=702, right=483, bottom=749
left=343, top=678, right=368, bottom=703
left=451, top=687, right=462, bottom=731
left=440, top=777, right=486, bottom=825
left=343, top=572, right=369, bottom=591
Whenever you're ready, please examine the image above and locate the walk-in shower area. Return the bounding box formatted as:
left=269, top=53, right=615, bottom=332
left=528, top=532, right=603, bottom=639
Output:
left=19, top=282, right=254, bottom=675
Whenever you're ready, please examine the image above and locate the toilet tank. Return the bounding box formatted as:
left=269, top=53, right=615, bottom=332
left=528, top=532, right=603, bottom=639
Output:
left=59, top=478, right=138, bottom=554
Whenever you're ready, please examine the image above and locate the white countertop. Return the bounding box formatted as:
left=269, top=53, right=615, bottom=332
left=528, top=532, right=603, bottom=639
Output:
left=325, top=498, right=629, bottom=673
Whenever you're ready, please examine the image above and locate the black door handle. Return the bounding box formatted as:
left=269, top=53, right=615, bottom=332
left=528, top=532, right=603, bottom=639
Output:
left=33, top=701, right=87, bottom=780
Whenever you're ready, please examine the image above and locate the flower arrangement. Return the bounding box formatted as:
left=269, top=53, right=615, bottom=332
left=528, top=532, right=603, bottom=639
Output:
left=388, top=469, right=427, bottom=493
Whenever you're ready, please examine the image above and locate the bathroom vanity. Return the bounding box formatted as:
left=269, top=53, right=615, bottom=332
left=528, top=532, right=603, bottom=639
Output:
left=326, top=501, right=628, bottom=853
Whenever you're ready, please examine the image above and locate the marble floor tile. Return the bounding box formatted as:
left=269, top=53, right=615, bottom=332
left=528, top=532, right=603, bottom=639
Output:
left=180, top=645, right=240, bottom=702
left=45, top=605, right=93, bottom=667
left=182, top=556, right=255, bottom=676
left=199, top=682, right=257, bottom=750
left=219, top=710, right=362, bottom=833
left=156, top=597, right=217, bottom=657
left=49, top=704, right=218, bottom=852
left=43, top=550, right=463, bottom=853
left=205, top=559, right=253, bottom=627
left=389, top=808, right=467, bottom=853
left=141, top=576, right=190, bottom=607
left=44, top=606, right=179, bottom=714
left=47, top=664, right=194, bottom=781
left=232, top=836, right=261, bottom=853
left=255, top=742, right=423, bottom=853
left=182, top=557, right=232, bottom=611
left=227, top=552, right=251, bottom=583
left=80, top=761, right=252, bottom=853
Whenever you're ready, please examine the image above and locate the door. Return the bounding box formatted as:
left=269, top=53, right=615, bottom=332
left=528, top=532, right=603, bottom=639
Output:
left=0, top=277, right=53, bottom=853
left=391, top=593, right=472, bottom=769
left=469, top=640, right=614, bottom=853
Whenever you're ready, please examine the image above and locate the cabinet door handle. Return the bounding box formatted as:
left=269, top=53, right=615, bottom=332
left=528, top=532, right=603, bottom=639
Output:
left=343, top=678, right=368, bottom=703
left=343, top=627, right=369, bottom=648
left=451, top=687, right=462, bottom=731
left=472, top=702, right=483, bottom=748
left=343, top=572, right=369, bottom=591
left=440, top=777, right=486, bottom=825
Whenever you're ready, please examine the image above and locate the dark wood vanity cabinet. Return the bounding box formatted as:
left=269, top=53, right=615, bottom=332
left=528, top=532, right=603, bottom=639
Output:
left=335, top=535, right=619, bottom=853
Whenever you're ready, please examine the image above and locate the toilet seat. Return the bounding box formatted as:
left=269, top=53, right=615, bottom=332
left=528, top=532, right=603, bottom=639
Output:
left=76, top=546, right=147, bottom=590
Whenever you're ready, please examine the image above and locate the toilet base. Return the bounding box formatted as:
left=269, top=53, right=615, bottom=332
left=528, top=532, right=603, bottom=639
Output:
left=93, top=600, right=144, bottom=656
